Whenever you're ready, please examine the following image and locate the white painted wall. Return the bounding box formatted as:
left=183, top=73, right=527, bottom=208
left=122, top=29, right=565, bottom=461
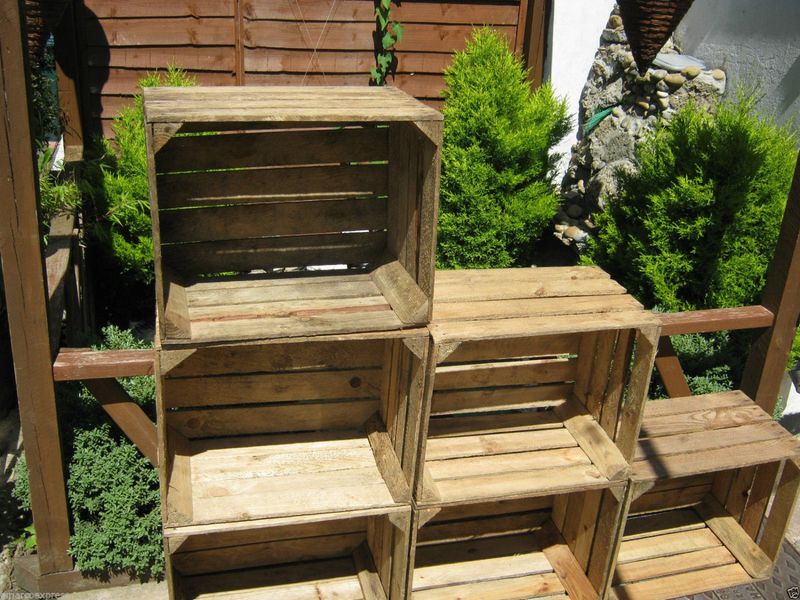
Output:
left=546, top=0, right=616, bottom=176
left=675, top=0, right=800, bottom=132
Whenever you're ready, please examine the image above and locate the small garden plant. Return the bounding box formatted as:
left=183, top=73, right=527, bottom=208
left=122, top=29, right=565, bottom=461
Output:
left=436, top=28, right=571, bottom=268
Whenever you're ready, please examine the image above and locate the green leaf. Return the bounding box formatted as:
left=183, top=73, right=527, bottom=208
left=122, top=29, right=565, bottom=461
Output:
left=370, top=67, right=383, bottom=84
left=382, top=31, right=396, bottom=49
left=377, top=53, right=392, bottom=69
left=392, top=22, right=404, bottom=43
left=381, top=0, right=391, bottom=10
left=377, top=12, right=389, bottom=29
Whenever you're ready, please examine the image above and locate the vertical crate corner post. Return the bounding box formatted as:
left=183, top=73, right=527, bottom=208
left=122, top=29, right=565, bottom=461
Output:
left=144, top=86, right=442, bottom=347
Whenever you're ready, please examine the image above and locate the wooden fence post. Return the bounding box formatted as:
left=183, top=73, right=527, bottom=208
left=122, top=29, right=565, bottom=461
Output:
left=54, top=0, right=84, bottom=163
left=0, top=0, right=73, bottom=575
left=741, top=156, right=800, bottom=413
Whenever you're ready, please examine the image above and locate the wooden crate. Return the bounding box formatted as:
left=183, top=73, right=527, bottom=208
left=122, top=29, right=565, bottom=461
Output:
left=408, top=487, right=629, bottom=599
left=414, top=268, right=661, bottom=507
left=165, top=509, right=412, bottom=600
left=156, top=330, right=428, bottom=532
left=143, top=86, right=442, bottom=346
left=614, top=461, right=800, bottom=600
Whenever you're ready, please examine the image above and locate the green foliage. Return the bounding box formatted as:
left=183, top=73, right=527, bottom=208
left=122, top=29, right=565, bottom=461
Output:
left=436, top=28, right=571, bottom=268
left=371, top=0, right=403, bottom=85
left=588, top=92, right=798, bottom=312
left=29, top=46, right=60, bottom=142
left=12, top=453, right=31, bottom=512
left=67, top=425, right=162, bottom=578
left=37, top=143, right=82, bottom=227
left=85, top=67, right=195, bottom=322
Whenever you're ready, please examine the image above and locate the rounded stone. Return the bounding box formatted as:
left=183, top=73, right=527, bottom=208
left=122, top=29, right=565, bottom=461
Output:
left=665, top=73, right=686, bottom=87
left=564, top=226, right=588, bottom=242
left=608, top=14, right=623, bottom=29
left=636, top=100, right=650, bottom=110
left=566, top=204, right=583, bottom=218
left=651, top=69, right=668, bottom=81
left=682, top=66, right=701, bottom=79
left=554, top=223, right=568, bottom=233
left=656, top=80, right=669, bottom=92
left=577, top=179, right=586, bottom=194
left=656, top=90, right=669, bottom=98
left=711, top=69, right=726, bottom=81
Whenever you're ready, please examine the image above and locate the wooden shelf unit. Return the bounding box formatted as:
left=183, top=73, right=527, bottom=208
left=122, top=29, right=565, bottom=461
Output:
left=614, top=460, right=800, bottom=600
left=415, top=268, right=661, bottom=508
left=165, top=508, right=411, bottom=600
left=143, top=86, right=442, bottom=346
left=157, top=330, right=428, bottom=533
left=408, top=488, right=629, bottom=599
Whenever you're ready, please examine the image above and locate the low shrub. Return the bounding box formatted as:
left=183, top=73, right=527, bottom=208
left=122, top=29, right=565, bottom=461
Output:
left=436, top=28, right=571, bottom=268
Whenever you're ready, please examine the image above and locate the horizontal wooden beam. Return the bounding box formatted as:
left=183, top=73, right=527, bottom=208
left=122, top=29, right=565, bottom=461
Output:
left=658, top=305, right=774, bottom=337
left=53, top=348, right=155, bottom=381
left=82, top=378, right=158, bottom=466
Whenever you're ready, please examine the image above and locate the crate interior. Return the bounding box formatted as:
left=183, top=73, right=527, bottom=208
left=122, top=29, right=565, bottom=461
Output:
left=412, top=490, right=623, bottom=599
left=417, top=330, right=634, bottom=506
left=167, top=510, right=408, bottom=600
left=158, top=335, right=424, bottom=529
left=150, top=120, right=438, bottom=344
left=616, top=463, right=799, bottom=600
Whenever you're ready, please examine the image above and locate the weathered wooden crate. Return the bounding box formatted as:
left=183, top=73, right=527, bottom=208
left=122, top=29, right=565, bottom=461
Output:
left=165, top=509, right=411, bottom=600
left=408, top=487, right=629, bottom=599
left=156, top=330, right=428, bottom=534
left=414, top=268, right=661, bottom=508
left=143, top=86, right=442, bottom=346
left=610, top=390, right=800, bottom=599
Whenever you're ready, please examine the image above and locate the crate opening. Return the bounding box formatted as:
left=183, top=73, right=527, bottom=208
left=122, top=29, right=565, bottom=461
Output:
left=418, top=331, right=633, bottom=506
left=412, top=492, right=621, bottom=598
left=149, top=117, right=439, bottom=345
left=159, top=336, right=424, bottom=530
left=168, top=511, right=408, bottom=600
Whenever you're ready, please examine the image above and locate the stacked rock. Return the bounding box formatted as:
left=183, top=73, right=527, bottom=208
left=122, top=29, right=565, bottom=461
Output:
left=555, top=5, right=726, bottom=252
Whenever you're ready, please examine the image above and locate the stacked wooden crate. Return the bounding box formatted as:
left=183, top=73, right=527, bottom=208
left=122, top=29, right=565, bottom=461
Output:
left=145, top=86, right=800, bottom=600
left=145, top=86, right=442, bottom=599
left=410, top=268, right=661, bottom=599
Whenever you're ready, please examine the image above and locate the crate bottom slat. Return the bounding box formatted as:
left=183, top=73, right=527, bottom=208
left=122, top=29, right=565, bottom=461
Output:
left=634, top=391, right=800, bottom=481
left=184, top=555, right=368, bottom=599
left=612, top=505, right=765, bottom=600
left=172, top=430, right=403, bottom=529
left=420, top=405, right=619, bottom=506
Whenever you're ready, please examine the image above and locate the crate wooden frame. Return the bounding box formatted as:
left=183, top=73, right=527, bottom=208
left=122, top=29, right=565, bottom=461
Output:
left=407, top=487, right=630, bottom=599
left=144, top=86, right=442, bottom=346
left=613, top=461, right=800, bottom=600
left=414, top=268, right=661, bottom=509
left=165, top=508, right=412, bottom=600
left=156, top=329, right=428, bottom=534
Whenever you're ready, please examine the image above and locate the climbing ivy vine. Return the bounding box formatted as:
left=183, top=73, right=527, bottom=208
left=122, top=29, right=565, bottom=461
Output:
left=371, top=0, right=404, bottom=85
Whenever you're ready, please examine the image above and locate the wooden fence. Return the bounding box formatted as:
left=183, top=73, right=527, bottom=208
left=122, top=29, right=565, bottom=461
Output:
left=70, top=0, right=547, bottom=138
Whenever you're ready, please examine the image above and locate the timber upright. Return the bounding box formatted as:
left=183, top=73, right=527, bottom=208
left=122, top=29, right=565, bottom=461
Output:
left=144, top=86, right=442, bottom=599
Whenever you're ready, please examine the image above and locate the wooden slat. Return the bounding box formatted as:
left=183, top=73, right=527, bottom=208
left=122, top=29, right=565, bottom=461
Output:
left=85, top=0, right=234, bottom=18
left=413, top=574, right=565, bottom=600
left=427, top=447, right=592, bottom=481
left=365, top=413, right=410, bottom=503
left=0, top=0, right=72, bottom=572
left=740, top=461, right=780, bottom=539
left=759, top=459, right=800, bottom=560
left=434, top=294, right=642, bottom=322
left=435, top=276, right=626, bottom=304
left=156, top=126, right=388, bottom=173
left=83, top=379, right=158, bottom=466
left=157, top=164, right=388, bottom=208
left=167, top=399, right=378, bottom=438
left=427, top=410, right=563, bottom=438
left=162, top=231, right=387, bottom=275
left=654, top=336, right=692, bottom=397
left=613, top=563, right=750, bottom=600
left=87, top=17, right=235, bottom=46
left=630, top=483, right=712, bottom=514
left=53, top=348, right=155, bottom=380
left=639, top=403, right=771, bottom=438
left=244, top=49, right=452, bottom=76
left=243, top=1, right=520, bottom=25
left=434, top=357, right=577, bottom=390
left=442, top=334, right=580, bottom=363
left=162, top=368, right=381, bottom=408
left=431, top=384, right=573, bottom=414
left=88, top=46, right=236, bottom=71
left=614, top=546, right=736, bottom=585
left=659, top=305, right=774, bottom=336
left=426, top=428, right=576, bottom=462
left=243, top=21, right=515, bottom=53
left=617, top=528, right=722, bottom=564
left=643, top=391, right=752, bottom=418
left=352, top=542, right=388, bottom=600
left=417, top=512, right=550, bottom=545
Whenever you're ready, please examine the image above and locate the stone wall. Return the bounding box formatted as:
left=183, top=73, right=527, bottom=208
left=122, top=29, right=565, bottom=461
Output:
left=554, top=5, right=726, bottom=251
